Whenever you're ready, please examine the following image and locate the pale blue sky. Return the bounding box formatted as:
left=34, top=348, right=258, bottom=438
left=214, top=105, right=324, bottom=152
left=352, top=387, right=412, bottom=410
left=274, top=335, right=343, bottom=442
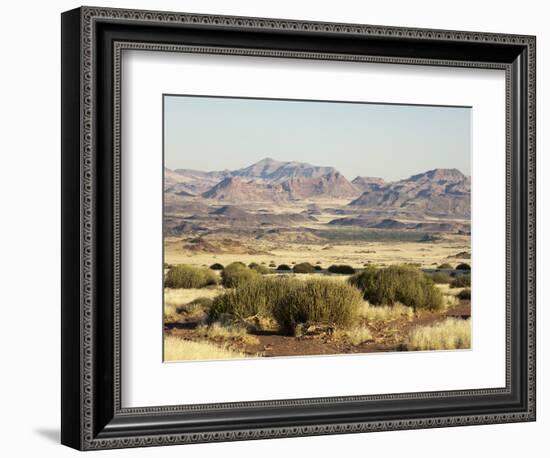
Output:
left=164, top=95, right=471, bottom=181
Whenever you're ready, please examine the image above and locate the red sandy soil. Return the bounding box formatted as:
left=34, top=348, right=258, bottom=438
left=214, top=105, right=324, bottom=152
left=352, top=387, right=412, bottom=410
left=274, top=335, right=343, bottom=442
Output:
left=165, top=301, right=471, bottom=358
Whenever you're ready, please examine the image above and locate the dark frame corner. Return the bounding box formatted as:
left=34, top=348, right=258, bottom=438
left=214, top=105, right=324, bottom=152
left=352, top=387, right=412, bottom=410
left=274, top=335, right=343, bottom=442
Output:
left=61, top=5, right=536, bottom=451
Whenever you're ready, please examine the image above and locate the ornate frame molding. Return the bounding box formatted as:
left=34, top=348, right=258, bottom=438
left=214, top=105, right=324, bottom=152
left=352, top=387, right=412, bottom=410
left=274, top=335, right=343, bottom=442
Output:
left=61, top=6, right=536, bottom=450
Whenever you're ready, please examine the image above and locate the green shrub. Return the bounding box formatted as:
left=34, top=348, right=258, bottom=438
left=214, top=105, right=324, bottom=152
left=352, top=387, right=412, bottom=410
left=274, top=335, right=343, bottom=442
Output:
left=314, top=265, right=323, bottom=271
left=348, top=265, right=378, bottom=296
left=328, top=264, right=356, bottom=274
left=248, top=262, right=270, bottom=275
left=164, top=265, right=218, bottom=289
left=209, top=263, right=224, bottom=270
left=456, top=263, right=471, bottom=271
left=349, top=265, right=443, bottom=311
left=458, top=288, right=471, bottom=300
left=176, top=297, right=214, bottom=314
left=221, top=262, right=260, bottom=288
left=209, top=276, right=299, bottom=322
left=273, top=279, right=362, bottom=334
left=427, top=271, right=453, bottom=284
left=450, top=274, right=471, bottom=288
left=277, top=264, right=291, bottom=271
left=438, top=263, right=453, bottom=269
left=293, top=262, right=316, bottom=274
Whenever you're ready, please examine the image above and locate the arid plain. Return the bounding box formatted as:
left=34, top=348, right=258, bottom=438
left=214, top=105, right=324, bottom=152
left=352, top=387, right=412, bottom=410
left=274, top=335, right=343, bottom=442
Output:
left=163, top=158, right=472, bottom=361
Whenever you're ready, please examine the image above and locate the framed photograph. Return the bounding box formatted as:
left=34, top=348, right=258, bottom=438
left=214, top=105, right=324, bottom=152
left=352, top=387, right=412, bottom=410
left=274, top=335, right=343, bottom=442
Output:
left=61, top=6, right=536, bottom=450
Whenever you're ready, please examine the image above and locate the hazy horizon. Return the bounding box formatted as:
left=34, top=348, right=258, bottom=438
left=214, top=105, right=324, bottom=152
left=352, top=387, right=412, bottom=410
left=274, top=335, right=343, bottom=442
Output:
left=164, top=95, right=471, bottom=182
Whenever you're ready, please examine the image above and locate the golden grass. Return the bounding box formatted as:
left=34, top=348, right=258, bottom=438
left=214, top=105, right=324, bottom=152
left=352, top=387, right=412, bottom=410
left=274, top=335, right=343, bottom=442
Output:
left=165, top=229, right=470, bottom=271
left=442, top=293, right=459, bottom=308
left=407, top=318, right=471, bottom=351
left=164, top=304, right=181, bottom=324
left=359, top=302, right=414, bottom=321
left=164, top=287, right=222, bottom=307
left=334, top=326, right=373, bottom=345
left=164, top=288, right=223, bottom=324
left=196, top=322, right=260, bottom=345
left=164, top=336, right=251, bottom=361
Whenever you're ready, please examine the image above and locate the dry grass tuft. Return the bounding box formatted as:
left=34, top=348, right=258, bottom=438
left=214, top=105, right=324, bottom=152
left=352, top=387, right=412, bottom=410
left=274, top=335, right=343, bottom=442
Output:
left=164, top=336, right=251, bottom=361
left=334, top=326, right=373, bottom=345
left=407, top=318, right=471, bottom=351
left=359, top=302, right=414, bottom=321
left=164, top=288, right=222, bottom=323
left=164, top=304, right=181, bottom=324
left=196, top=322, right=260, bottom=345
left=164, top=288, right=222, bottom=307
left=442, top=294, right=459, bottom=308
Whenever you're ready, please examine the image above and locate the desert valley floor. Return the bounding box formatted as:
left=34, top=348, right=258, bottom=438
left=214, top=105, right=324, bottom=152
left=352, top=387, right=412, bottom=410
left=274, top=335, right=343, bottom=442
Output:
left=162, top=158, right=472, bottom=360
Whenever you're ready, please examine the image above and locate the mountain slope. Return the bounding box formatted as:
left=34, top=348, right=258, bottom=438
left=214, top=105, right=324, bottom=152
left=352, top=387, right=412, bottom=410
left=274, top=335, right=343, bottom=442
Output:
left=201, top=171, right=360, bottom=202
left=231, top=157, right=337, bottom=182
left=280, top=171, right=359, bottom=199
left=349, top=168, right=470, bottom=217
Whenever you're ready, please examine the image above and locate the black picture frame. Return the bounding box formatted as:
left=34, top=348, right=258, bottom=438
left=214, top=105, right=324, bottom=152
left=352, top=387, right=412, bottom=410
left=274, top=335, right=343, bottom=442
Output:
left=61, top=6, right=536, bottom=450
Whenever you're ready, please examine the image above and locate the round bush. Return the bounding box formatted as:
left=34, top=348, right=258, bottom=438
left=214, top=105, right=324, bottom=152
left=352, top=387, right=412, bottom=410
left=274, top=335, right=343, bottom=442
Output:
left=458, top=288, right=471, bottom=300
left=277, top=264, right=291, bottom=271
left=428, top=271, right=453, bottom=284
left=314, top=265, right=323, bottom=271
left=248, top=262, right=270, bottom=275
left=438, top=263, right=453, bottom=269
left=349, top=264, right=443, bottom=311
left=221, top=262, right=260, bottom=288
left=456, top=263, right=471, bottom=271
left=450, top=273, right=471, bottom=288
left=293, top=262, right=316, bottom=274
left=209, top=263, right=224, bottom=270
left=209, top=276, right=299, bottom=322
left=164, top=265, right=218, bottom=289
left=273, top=279, right=362, bottom=334
left=328, top=264, right=356, bottom=274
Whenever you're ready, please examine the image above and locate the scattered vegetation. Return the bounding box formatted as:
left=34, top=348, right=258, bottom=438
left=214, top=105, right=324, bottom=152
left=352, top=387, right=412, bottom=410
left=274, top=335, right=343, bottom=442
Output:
left=427, top=271, right=453, bottom=284
left=328, top=264, right=356, bottom=274
left=407, top=318, right=471, bottom=350
left=209, top=276, right=362, bottom=335
left=221, top=262, right=260, bottom=288
left=349, top=265, right=444, bottom=311
left=458, top=288, right=471, bottom=300
left=248, top=262, right=270, bottom=275
left=209, top=263, right=224, bottom=270
left=164, top=336, right=250, bottom=361
left=315, top=228, right=428, bottom=242
left=277, top=264, right=291, bottom=271
left=450, top=274, right=471, bottom=288
left=164, top=265, right=219, bottom=289
left=456, top=263, right=471, bottom=271
left=292, top=262, right=316, bottom=274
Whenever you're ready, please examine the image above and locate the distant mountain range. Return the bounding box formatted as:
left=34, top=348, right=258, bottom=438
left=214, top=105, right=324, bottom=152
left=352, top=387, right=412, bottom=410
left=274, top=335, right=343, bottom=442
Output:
left=164, top=158, right=470, bottom=217
left=349, top=168, right=470, bottom=217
